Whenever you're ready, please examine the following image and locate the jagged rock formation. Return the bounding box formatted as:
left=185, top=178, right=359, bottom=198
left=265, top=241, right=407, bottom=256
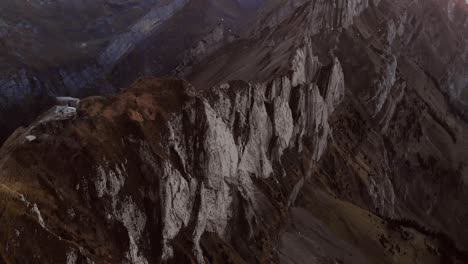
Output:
left=0, top=0, right=467, bottom=263
left=0, top=45, right=346, bottom=262
left=0, top=0, right=269, bottom=144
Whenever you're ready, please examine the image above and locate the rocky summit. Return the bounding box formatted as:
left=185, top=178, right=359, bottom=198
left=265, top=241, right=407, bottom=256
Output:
left=0, top=0, right=467, bottom=263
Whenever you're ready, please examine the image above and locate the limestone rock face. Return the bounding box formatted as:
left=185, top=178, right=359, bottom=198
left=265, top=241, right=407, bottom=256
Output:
left=0, top=0, right=467, bottom=264
left=0, top=61, right=345, bottom=262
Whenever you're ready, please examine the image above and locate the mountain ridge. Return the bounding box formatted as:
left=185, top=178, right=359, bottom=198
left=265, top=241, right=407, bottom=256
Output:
left=0, top=0, right=467, bottom=263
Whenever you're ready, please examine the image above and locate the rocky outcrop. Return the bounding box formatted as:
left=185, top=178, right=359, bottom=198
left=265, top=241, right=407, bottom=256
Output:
left=252, top=0, right=375, bottom=35
left=0, top=45, right=346, bottom=262
left=0, top=0, right=467, bottom=263
left=173, top=24, right=235, bottom=77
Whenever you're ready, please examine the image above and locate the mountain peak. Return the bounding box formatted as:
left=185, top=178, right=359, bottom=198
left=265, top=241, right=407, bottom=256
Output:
left=0, top=0, right=467, bottom=263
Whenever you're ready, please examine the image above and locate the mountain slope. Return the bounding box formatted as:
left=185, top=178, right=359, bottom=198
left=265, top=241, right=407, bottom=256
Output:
left=0, top=0, right=269, bottom=145
left=0, top=0, right=467, bottom=263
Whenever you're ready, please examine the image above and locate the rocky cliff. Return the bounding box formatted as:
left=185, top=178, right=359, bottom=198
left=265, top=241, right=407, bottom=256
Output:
left=0, top=0, right=266, bottom=144
left=0, top=0, right=467, bottom=263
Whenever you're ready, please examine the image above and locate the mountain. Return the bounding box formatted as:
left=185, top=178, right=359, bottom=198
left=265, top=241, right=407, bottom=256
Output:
left=0, top=0, right=467, bottom=263
left=0, top=0, right=270, bottom=144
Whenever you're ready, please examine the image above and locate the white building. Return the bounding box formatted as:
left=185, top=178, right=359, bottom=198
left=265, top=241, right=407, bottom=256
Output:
left=56, top=97, right=80, bottom=108
left=54, top=106, right=77, bottom=120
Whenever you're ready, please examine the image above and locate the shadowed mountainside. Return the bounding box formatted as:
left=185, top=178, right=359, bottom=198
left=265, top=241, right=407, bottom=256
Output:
left=0, top=0, right=467, bottom=263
